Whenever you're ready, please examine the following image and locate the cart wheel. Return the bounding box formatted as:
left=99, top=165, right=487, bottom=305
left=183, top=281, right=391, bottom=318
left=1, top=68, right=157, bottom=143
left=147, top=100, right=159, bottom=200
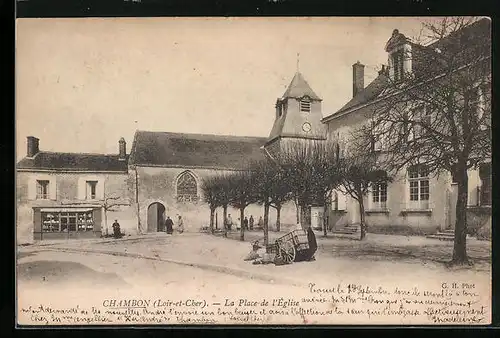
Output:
left=278, top=241, right=296, bottom=264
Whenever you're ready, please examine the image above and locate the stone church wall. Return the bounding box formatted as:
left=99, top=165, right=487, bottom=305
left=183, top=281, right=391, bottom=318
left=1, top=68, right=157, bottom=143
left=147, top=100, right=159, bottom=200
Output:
left=129, top=166, right=297, bottom=233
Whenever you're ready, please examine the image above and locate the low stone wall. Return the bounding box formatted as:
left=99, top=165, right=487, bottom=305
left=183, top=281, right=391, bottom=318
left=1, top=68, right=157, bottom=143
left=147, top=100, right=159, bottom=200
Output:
left=467, top=206, right=491, bottom=240
left=365, top=224, right=437, bottom=236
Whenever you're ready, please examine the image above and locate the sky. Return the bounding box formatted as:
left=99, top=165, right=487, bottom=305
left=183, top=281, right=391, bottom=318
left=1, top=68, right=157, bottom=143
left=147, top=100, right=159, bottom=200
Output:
left=16, top=17, right=431, bottom=161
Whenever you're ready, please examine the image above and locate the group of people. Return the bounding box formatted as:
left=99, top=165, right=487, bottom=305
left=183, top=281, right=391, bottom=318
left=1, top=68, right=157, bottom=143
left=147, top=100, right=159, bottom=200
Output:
left=164, top=215, right=185, bottom=234
left=224, top=214, right=264, bottom=231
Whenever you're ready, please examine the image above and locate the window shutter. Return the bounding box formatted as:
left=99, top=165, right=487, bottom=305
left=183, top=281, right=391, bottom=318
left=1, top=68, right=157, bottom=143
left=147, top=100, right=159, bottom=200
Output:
left=96, top=180, right=105, bottom=200
left=49, top=176, right=57, bottom=200
left=27, top=177, right=36, bottom=200
left=77, top=178, right=86, bottom=200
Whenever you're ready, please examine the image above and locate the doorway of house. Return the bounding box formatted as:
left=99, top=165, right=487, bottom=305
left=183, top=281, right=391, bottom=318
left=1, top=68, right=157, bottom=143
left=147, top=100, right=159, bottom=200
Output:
left=147, top=202, right=166, bottom=232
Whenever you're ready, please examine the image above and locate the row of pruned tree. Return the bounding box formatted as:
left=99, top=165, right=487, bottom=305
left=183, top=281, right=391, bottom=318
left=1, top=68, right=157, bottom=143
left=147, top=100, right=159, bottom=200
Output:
left=201, top=140, right=391, bottom=246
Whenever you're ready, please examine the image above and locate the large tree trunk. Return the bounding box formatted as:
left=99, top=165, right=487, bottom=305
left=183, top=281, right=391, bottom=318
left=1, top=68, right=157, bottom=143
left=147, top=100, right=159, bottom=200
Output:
left=451, top=166, right=470, bottom=265
left=223, top=204, right=228, bottom=238
left=300, top=205, right=311, bottom=230
left=209, top=208, right=215, bottom=234
left=358, top=198, right=367, bottom=240
left=264, top=202, right=270, bottom=251
left=239, top=207, right=245, bottom=241
left=276, top=204, right=281, bottom=232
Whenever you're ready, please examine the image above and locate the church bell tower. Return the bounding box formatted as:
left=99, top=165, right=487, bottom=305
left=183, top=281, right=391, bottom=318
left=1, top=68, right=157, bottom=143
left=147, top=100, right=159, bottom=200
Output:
left=264, top=70, right=326, bottom=157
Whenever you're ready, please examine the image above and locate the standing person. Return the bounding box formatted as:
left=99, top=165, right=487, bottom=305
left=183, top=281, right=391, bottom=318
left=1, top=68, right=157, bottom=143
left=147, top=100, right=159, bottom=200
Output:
left=306, top=226, right=317, bottom=261
left=112, top=220, right=121, bottom=239
left=249, top=215, right=254, bottom=230
left=177, top=215, right=185, bottom=234
left=226, top=214, right=233, bottom=231
left=165, top=216, right=174, bottom=234
left=243, top=216, right=249, bottom=230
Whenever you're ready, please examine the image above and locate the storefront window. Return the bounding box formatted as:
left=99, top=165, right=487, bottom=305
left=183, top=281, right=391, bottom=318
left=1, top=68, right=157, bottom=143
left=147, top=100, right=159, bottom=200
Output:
left=42, top=211, right=94, bottom=232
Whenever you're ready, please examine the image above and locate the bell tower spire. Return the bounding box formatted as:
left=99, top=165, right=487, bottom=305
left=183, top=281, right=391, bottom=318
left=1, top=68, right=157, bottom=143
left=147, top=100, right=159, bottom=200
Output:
left=264, top=66, right=326, bottom=155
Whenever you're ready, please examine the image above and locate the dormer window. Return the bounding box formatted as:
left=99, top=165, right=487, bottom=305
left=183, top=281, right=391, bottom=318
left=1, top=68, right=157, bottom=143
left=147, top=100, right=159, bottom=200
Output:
left=300, top=97, right=311, bottom=112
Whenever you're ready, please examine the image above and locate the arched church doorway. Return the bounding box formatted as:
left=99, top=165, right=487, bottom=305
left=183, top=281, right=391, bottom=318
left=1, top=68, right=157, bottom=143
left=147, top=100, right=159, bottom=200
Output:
left=147, top=202, right=166, bottom=232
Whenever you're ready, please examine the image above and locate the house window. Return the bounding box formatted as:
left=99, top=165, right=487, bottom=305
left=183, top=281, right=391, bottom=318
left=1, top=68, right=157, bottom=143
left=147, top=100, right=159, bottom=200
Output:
left=372, top=182, right=388, bottom=210
left=370, top=123, right=384, bottom=152
left=177, top=171, right=198, bottom=202
left=36, top=180, right=50, bottom=200
left=392, top=49, right=405, bottom=82
left=41, top=211, right=94, bottom=233
left=408, top=165, right=430, bottom=209
left=467, top=83, right=489, bottom=131
left=300, top=97, right=311, bottom=112
left=86, top=181, right=98, bottom=200
left=407, top=105, right=430, bottom=141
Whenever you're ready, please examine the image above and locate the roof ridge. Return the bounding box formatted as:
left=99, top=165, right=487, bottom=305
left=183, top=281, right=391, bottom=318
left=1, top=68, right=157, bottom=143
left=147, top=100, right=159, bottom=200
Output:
left=138, top=130, right=268, bottom=140
left=36, top=150, right=123, bottom=157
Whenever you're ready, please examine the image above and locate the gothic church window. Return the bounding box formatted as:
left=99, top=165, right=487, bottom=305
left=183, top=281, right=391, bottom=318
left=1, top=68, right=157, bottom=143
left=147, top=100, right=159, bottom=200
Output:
left=177, top=171, right=198, bottom=202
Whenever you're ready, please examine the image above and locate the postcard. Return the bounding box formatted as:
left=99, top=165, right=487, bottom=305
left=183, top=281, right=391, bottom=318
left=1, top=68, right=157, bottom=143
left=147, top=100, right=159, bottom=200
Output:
left=16, top=16, right=492, bottom=326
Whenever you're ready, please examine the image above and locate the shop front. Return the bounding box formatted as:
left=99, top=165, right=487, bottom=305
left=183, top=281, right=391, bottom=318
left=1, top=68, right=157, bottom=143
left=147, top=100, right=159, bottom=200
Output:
left=33, top=207, right=102, bottom=240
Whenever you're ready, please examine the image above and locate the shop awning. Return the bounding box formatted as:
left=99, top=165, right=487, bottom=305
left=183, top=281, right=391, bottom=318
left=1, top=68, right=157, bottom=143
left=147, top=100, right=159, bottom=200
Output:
left=40, top=208, right=94, bottom=213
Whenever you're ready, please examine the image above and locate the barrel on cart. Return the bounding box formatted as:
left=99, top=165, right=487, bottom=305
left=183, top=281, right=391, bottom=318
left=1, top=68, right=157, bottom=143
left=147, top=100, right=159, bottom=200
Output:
left=266, top=229, right=316, bottom=264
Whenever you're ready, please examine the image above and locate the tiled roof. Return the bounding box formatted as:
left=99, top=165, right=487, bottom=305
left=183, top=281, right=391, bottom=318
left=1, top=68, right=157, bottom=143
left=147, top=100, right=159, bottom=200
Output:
left=324, top=18, right=491, bottom=120
left=129, top=131, right=268, bottom=170
left=329, top=73, right=389, bottom=117
left=282, top=72, right=322, bottom=101
left=17, top=152, right=129, bottom=172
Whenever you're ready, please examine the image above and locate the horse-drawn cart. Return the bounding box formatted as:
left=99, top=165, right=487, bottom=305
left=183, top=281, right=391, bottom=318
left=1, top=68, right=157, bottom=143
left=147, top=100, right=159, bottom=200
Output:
left=265, top=229, right=316, bottom=264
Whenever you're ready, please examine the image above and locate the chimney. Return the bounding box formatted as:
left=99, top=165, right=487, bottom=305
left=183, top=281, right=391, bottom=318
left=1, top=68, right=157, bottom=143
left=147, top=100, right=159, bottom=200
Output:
left=27, top=136, right=39, bottom=158
left=379, top=64, right=388, bottom=76
left=352, top=61, right=365, bottom=97
left=118, top=137, right=126, bottom=160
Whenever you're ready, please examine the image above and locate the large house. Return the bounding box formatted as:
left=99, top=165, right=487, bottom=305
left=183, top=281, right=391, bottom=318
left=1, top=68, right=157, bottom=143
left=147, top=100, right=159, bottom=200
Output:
left=16, top=137, right=133, bottom=243
left=322, top=18, right=491, bottom=236
left=16, top=19, right=491, bottom=242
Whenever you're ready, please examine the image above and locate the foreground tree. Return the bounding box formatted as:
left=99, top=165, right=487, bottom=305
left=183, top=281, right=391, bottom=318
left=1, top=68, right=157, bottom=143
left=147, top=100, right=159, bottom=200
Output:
left=250, top=158, right=292, bottom=249
left=337, top=145, right=390, bottom=241
left=275, top=141, right=318, bottom=230
left=309, top=141, right=343, bottom=237
left=365, top=17, right=491, bottom=264
left=227, top=170, right=258, bottom=241
left=215, top=173, right=232, bottom=237
left=201, top=175, right=222, bottom=234
left=275, top=140, right=341, bottom=232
